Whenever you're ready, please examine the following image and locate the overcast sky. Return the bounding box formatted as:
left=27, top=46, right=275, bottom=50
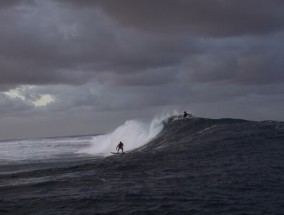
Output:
left=0, top=0, right=284, bottom=140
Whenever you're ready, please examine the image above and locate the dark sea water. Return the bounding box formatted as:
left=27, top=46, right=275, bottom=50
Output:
left=0, top=116, right=284, bottom=215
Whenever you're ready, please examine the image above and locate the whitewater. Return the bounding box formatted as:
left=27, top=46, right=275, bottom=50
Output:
left=0, top=114, right=168, bottom=167
left=78, top=114, right=168, bottom=156
left=0, top=115, right=283, bottom=215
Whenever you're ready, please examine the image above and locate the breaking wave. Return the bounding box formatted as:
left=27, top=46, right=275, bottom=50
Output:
left=78, top=113, right=175, bottom=156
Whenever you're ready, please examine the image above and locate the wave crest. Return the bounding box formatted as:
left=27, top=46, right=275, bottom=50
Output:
left=78, top=113, right=173, bottom=156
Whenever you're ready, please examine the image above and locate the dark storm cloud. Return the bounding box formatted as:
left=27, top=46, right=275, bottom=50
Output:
left=0, top=0, right=34, bottom=9
left=1, top=0, right=284, bottom=90
left=57, top=0, right=284, bottom=37
left=180, top=34, right=284, bottom=85
left=0, top=5, right=113, bottom=86
left=0, top=0, right=284, bottom=141
left=182, top=50, right=284, bottom=85
left=0, top=1, right=195, bottom=88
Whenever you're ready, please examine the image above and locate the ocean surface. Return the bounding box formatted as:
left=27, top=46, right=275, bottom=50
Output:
left=0, top=116, right=283, bottom=215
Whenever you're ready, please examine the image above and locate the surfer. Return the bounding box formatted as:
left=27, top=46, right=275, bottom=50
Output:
left=183, top=111, right=189, bottom=118
left=183, top=111, right=192, bottom=119
left=116, top=141, right=124, bottom=153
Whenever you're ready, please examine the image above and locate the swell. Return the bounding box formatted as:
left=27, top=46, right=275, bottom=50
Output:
left=1, top=117, right=284, bottom=214
left=133, top=116, right=253, bottom=152
left=2, top=116, right=283, bottom=179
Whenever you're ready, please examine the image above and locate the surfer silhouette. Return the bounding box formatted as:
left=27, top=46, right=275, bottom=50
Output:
left=183, top=111, right=192, bottom=119
left=116, top=141, right=124, bottom=153
left=183, top=111, right=189, bottom=118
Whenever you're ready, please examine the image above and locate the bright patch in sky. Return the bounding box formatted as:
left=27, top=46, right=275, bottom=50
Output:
left=32, top=94, right=55, bottom=106
left=3, top=86, right=55, bottom=107
left=3, top=89, right=25, bottom=100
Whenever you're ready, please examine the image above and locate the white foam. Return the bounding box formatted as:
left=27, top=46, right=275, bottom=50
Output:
left=78, top=113, right=174, bottom=156
left=0, top=136, right=92, bottom=164
left=0, top=112, right=177, bottom=164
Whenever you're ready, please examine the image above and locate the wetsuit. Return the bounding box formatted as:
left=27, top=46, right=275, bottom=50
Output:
left=117, top=142, right=124, bottom=152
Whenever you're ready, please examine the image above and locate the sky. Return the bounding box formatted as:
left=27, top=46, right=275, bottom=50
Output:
left=0, top=0, right=284, bottom=140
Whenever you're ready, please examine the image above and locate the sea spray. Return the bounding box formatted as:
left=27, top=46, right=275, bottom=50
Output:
left=78, top=113, right=176, bottom=156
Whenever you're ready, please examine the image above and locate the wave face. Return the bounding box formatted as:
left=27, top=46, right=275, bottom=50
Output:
left=78, top=115, right=167, bottom=156
left=0, top=116, right=284, bottom=214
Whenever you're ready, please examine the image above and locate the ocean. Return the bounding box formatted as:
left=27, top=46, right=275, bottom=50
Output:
left=0, top=116, right=283, bottom=215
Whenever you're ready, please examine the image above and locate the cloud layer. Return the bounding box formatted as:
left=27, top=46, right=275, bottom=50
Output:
left=0, top=0, right=284, bottom=139
left=59, top=0, right=284, bottom=36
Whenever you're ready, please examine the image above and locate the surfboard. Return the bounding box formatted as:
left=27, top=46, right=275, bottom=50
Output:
left=111, top=152, right=125, bottom=155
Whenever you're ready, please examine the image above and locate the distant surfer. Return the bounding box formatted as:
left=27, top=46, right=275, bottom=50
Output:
left=183, top=111, right=189, bottom=118
left=183, top=111, right=192, bottom=119
left=116, top=141, right=124, bottom=153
